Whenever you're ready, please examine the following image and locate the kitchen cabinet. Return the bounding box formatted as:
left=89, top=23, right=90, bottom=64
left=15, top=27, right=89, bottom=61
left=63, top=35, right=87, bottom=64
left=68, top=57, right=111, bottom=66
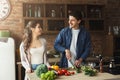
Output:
left=16, top=62, right=25, bottom=80
left=22, top=3, right=105, bottom=34
left=104, top=35, right=120, bottom=64
left=104, top=35, right=114, bottom=57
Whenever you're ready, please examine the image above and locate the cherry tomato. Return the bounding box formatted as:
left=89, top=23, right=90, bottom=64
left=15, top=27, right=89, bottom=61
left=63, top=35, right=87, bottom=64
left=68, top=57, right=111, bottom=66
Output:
left=65, top=72, right=70, bottom=76
left=70, top=71, right=75, bottom=74
left=66, top=71, right=71, bottom=75
left=57, top=70, right=63, bottom=75
left=65, top=73, right=69, bottom=76
left=61, top=69, right=67, bottom=74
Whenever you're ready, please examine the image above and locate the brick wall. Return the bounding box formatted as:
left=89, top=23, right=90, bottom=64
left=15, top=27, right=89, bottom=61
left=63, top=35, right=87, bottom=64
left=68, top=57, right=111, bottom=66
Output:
left=1, top=0, right=119, bottom=61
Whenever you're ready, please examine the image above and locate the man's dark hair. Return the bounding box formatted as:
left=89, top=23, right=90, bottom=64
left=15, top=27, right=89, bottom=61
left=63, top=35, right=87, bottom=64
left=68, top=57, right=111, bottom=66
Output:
left=69, top=10, right=82, bottom=20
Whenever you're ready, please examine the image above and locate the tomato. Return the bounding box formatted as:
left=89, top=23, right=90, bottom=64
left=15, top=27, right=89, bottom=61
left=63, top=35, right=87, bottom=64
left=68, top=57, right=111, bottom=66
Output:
left=57, top=70, right=63, bottom=75
left=65, top=72, right=70, bottom=76
left=70, top=71, right=75, bottom=74
left=65, top=73, right=69, bottom=76
left=61, top=69, right=67, bottom=74
left=66, top=71, right=71, bottom=76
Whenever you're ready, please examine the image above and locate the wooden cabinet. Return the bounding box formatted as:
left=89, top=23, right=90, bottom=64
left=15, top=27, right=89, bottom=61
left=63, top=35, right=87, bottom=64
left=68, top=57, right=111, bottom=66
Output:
left=104, top=35, right=114, bottom=57
left=22, top=3, right=105, bottom=33
left=104, top=35, right=120, bottom=59
left=16, top=62, right=25, bottom=80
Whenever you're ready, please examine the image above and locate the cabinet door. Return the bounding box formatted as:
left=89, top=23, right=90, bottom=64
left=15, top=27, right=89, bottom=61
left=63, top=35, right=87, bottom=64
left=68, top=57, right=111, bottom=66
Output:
left=87, top=5, right=105, bottom=32
left=67, top=4, right=86, bottom=18
left=87, top=5, right=104, bottom=18
left=47, top=20, right=65, bottom=31
left=23, top=3, right=44, bottom=18
left=45, top=4, right=65, bottom=18
left=113, top=36, right=120, bottom=64
left=89, top=20, right=104, bottom=31
left=104, top=35, right=113, bottom=57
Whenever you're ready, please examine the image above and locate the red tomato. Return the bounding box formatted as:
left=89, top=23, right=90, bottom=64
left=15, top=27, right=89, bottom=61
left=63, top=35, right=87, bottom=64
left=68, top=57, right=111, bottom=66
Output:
left=61, top=69, right=67, bottom=74
left=57, top=70, right=63, bottom=75
left=65, top=72, right=71, bottom=76
left=66, top=71, right=71, bottom=76
left=65, top=73, right=69, bottom=76
left=70, top=71, right=75, bottom=74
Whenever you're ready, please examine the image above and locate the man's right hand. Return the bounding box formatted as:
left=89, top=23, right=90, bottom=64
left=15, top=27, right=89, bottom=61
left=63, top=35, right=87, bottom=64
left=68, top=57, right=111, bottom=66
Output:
left=65, top=49, right=71, bottom=60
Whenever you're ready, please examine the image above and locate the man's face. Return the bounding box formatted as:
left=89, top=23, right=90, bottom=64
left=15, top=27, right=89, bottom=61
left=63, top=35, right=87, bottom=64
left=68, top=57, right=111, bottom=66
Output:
left=68, top=15, right=81, bottom=29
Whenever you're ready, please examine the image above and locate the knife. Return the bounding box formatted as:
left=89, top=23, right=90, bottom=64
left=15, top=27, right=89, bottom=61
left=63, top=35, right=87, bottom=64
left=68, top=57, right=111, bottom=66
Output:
left=69, top=60, right=77, bottom=70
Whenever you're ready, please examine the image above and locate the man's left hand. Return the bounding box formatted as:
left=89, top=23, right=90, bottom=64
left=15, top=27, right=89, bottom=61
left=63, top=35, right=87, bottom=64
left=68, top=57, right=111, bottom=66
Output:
left=74, top=58, right=83, bottom=67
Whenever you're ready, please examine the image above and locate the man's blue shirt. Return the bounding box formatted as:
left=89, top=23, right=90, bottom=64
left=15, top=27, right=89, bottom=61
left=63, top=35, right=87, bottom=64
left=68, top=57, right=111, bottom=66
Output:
left=54, top=26, right=91, bottom=68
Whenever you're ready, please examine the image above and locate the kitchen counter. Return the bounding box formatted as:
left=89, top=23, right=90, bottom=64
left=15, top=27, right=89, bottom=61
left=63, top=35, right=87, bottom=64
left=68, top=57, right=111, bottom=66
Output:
left=26, top=71, right=120, bottom=80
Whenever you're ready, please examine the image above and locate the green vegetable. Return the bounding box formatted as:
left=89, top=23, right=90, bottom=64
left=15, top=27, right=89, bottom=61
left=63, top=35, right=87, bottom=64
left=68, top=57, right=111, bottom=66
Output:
left=40, top=70, right=56, bottom=80
left=81, top=65, right=98, bottom=76
left=35, top=64, right=48, bottom=77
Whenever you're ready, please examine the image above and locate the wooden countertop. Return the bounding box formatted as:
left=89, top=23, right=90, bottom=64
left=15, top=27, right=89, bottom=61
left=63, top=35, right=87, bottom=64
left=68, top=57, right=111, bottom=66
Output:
left=27, top=71, right=120, bottom=80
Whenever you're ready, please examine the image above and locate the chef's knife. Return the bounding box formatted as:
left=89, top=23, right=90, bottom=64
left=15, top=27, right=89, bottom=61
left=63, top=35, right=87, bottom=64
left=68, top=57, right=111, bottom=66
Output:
left=69, top=60, right=77, bottom=69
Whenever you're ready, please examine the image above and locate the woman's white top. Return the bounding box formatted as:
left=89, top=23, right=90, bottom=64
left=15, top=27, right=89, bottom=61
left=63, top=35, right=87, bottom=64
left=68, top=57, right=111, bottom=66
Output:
left=30, top=46, right=44, bottom=64
left=20, top=38, right=50, bottom=71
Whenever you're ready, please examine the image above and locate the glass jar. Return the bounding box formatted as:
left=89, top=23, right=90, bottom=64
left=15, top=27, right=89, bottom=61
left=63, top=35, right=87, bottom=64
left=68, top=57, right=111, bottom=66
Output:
left=51, top=10, right=56, bottom=17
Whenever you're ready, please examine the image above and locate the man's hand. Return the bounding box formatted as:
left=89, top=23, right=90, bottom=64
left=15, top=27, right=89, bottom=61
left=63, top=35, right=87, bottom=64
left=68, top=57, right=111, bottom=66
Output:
left=65, top=49, right=71, bottom=60
left=74, top=58, right=83, bottom=67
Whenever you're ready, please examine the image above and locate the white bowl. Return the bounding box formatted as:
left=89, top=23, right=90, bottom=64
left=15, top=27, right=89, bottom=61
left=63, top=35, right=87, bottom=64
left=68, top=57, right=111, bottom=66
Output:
left=54, top=55, right=59, bottom=58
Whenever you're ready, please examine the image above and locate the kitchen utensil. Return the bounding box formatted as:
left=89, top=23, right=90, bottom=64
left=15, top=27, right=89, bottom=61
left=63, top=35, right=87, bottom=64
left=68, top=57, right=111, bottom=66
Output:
left=69, top=60, right=77, bottom=70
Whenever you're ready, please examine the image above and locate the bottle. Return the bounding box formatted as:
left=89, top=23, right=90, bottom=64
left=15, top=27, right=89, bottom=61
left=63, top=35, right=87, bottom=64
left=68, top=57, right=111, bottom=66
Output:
left=28, top=5, right=32, bottom=17
left=99, top=54, right=103, bottom=73
left=25, top=4, right=28, bottom=17
left=109, top=59, right=115, bottom=69
left=38, top=7, right=41, bottom=17
left=109, top=62, right=112, bottom=68
left=108, top=26, right=111, bottom=35
left=34, top=6, right=37, bottom=17
left=100, top=59, right=103, bottom=73
left=51, top=10, right=56, bottom=17
left=60, top=6, right=63, bottom=17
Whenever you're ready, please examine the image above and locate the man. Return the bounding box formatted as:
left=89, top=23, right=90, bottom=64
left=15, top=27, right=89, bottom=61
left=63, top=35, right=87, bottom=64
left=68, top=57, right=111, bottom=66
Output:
left=54, top=10, right=91, bottom=68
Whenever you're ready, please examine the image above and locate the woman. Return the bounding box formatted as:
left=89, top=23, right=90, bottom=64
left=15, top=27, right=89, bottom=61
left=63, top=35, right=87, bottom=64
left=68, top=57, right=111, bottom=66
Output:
left=20, top=21, right=50, bottom=80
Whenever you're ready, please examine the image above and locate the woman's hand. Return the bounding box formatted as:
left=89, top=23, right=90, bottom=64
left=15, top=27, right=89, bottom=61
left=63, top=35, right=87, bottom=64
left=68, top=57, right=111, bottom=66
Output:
left=65, top=49, right=71, bottom=60
left=74, top=58, right=83, bottom=67
left=26, top=68, right=33, bottom=73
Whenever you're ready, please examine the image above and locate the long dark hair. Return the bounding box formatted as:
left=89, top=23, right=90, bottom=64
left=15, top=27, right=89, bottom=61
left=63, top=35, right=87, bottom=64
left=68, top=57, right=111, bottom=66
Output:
left=23, top=20, right=39, bottom=53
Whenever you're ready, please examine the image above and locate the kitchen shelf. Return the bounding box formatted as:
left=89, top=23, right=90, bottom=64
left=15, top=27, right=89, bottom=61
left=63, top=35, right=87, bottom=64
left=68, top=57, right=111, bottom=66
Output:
left=23, top=3, right=105, bottom=33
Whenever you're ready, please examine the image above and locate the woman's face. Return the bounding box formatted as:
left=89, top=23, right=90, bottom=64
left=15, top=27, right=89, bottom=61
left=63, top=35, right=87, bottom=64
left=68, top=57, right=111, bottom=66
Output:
left=32, top=23, right=42, bottom=36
